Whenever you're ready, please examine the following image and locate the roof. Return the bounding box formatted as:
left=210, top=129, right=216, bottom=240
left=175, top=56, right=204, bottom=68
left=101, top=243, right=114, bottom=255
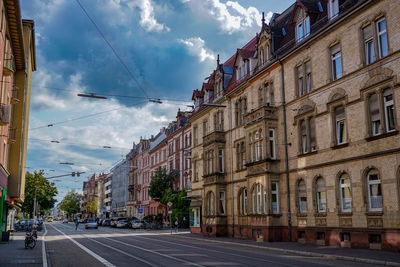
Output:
left=191, top=89, right=204, bottom=100
left=150, top=130, right=166, bottom=151
left=4, top=0, right=25, bottom=71
left=202, top=82, right=214, bottom=91
left=237, top=48, right=255, bottom=60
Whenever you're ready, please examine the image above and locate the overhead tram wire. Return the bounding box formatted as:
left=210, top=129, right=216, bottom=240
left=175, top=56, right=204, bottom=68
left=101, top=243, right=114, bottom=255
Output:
left=74, top=0, right=149, bottom=100
left=29, top=100, right=148, bottom=130
left=28, top=137, right=131, bottom=151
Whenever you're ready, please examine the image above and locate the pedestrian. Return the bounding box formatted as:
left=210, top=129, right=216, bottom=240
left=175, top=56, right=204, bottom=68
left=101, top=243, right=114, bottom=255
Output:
left=74, top=218, right=79, bottom=230
left=174, top=217, right=178, bottom=233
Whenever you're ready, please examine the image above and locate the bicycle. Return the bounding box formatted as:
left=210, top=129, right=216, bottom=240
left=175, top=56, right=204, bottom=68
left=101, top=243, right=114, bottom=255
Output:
left=24, top=231, right=36, bottom=249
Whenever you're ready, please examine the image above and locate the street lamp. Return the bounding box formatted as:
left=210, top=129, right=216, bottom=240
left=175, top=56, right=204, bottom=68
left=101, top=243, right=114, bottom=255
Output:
left=202, top=102, right=234, bottom=237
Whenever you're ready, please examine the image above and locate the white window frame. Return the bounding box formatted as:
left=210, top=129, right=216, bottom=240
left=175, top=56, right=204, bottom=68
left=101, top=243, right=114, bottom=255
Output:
left=296, top=16, right=310, bottom=42
left=218, top=148, right=224, bottom=173
left=376, top=18, right=388, bottom=59
left=367, top=172, right=382, bottom=212
left=383, top=91, right=395, bottom=132
left=263, top=189, right=267, bottom=214
left=219, top=191, right=226, bottom=215
left=331, top=50, right=342, bottom=81
left=271, top=182, right=279, bottom=214
left=328, top=0, right=339, bottom=20
left=269, top=129, right=276, bottom=159
left=316, top=179, right=327, bottom=213
left=256, top=184, right=262, bottom=214
left=365, top=37, right=375, bottom=65
left=340, top=176, right=352, bottom=212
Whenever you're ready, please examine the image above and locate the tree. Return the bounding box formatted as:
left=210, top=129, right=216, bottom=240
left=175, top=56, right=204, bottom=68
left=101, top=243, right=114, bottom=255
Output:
left=60, top=190, right=82, bottom=219
left=149, top=167, right=172, bottom=200
left=86, top=198, right=98, bottom=217
left=22, top=171, right=58, bottom=217
left=161, top=188, right=190, bottom=228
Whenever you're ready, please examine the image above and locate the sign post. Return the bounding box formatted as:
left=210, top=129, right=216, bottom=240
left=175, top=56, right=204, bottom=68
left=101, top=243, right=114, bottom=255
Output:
left=167, top=202, right=173, bottom=234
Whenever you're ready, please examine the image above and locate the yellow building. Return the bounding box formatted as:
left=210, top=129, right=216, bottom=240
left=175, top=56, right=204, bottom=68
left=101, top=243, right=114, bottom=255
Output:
left=0, top=0, right=36, bottom=235
left=189, top=0, right=400, bottom=251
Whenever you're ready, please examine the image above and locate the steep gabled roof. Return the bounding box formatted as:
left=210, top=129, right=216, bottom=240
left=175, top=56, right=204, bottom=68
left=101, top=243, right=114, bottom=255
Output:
left=191, top=89, right=204, bottom=100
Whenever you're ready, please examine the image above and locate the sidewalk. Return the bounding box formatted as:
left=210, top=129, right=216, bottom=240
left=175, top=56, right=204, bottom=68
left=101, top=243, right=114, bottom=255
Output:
left=0, top=231, right=44, bottom=266
left=182, top=234, right=400, bottom=266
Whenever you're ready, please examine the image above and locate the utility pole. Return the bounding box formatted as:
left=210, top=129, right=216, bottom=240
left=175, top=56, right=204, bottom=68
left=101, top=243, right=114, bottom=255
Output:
left=33, top=188, right=37, bottom=219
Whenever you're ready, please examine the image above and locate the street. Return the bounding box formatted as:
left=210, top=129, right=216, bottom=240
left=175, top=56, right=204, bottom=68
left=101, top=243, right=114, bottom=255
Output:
left=43, top=222, right=379, bottom=267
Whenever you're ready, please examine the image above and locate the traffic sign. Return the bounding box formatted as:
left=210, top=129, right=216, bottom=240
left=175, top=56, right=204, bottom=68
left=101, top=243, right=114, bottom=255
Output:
left=167, top=202, right=173, bottom=207
left=138, top=209, right=143, bottom=214
left=168, top=210, right=172, bottom=214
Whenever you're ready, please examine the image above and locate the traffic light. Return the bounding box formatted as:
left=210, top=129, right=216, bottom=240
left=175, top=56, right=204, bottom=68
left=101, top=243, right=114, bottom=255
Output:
left=77, top=172, right=80, bottom=177
left=72, top=172, right=75, bottom=177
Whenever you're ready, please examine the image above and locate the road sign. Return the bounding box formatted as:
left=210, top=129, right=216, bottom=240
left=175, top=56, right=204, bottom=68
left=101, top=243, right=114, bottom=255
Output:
left=168, top=210, right=172, bottom=214
left=167, top=202, right=173, bottom=207
left=138, top=209, right=143, bottom=214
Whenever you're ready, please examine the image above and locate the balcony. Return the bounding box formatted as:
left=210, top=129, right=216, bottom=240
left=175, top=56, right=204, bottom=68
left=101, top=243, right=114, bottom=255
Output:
left=11, top=87, right=19, bottom=104
left=203, top=130, right=225, bottom=147
left=128, top=184, right=135, bottom=192
left=104, top=180, right=112, bottom=187
left=105, top=188, right=112, bottom=195
left=203, top=172, right=225, bottom=185
left=244, top=104, right=277, bottom=128
left=0, top=104, right=11, bottom=126
left=7, top=127, right=16, bottom=144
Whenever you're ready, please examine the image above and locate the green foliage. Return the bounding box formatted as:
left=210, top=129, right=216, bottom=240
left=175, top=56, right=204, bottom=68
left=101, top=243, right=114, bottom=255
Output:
left=149, top=167, right=172, bottom=200
left=161, top=189, right=190, bottom=228
left=22, top=171, right=58, bottom=217
left=60, top=190, right=82, bottom=218
left=86, top=198, right=98, bottom=215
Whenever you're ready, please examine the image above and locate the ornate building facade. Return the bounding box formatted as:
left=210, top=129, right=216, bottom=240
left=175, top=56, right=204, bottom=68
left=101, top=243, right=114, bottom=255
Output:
left=189, top=0, right=400, bottom=251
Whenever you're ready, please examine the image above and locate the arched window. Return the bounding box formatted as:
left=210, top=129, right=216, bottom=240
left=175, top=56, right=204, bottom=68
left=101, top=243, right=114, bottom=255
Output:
left=339, top=173, right=352, bottom=212
left=298, top=180, right=307, bottom=213
left=251, top=184, right=263, bottom=214
left=316, top=177, right=326, bottom=213
left=238, top=188, right=247, bottom=215
left=367, top=169, right=382, bottom=211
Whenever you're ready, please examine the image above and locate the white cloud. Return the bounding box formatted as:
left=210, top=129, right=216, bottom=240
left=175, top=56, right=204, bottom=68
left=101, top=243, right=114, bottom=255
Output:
left=136, top=0, right=170, bottom=32
left=187, top=0, right=271, bottom=34
left=179, top=37, right=216, bottom=62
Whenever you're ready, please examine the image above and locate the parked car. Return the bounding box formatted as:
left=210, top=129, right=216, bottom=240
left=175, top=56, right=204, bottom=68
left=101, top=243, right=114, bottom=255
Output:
left=110, top=217, right=127, bottom=227
left=79, top=218, right=88, bottom=223
left=130, top=220, right=145, bottom=229
left=102, top=219, right=111, bottom=226
left=14, top=219, right=28, bottom=231
left=116, top=219, right=128, bottom=228
left=85, top=219, right=98, bottom=229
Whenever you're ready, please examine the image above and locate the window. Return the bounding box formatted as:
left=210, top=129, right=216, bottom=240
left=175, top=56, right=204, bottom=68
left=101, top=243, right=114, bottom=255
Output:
left=328, top=0, right=339, bottom=20
left=194, top=161, right=198, bottom=181
left=252, top=186, right=256, bottom=214
left=235, top=98, right=247, bottom=126
left=263, top=189, right=267, bottom=214
left=331, top=45, right=342, bottom=81
left=383, top=89, right=395, bottom=132
left=369, top=94, right=381, bottom=136
left=298, top=180, right=307, bottom=213
left=316, top=178, right=326, bottom=213
left=297, top=65, right=304, bottom=97
left=269, top=129, right=276, bottom=159
left=305, top=61, right=312, bottom=93
left=335, top=106, right=347, bottom=145
left=363, top=25, right=375, bottom=65
left=203, top=120, right=208, bottom=136
left=310, top=117, right=316, bottom=151
left=296, top=16, right=310, bottom=42
left=239, top=188, right=247, bottom=215
left=218, top=149, right=224, bottom=173
left=271, top=182, right=279, bottom=214
left=260, top=49, right=264, bottom=65
left=377, top=18, right=388, bottom=58
left=256, top=184, right=262, bottom=214
left=241, top=142, right=246, bottom=169
left=340, top=174, right=352, bottom=212
left=300, top=120, right=308, bottom=154
left=215, top=111, right=224, bottom=131
left=367, top=169, right=382, bottom=212
left=206, top=150, right=214, bottom=175
left=206, top=191, right=215, bottom=216
left=219, top=191, right=226, bottom=215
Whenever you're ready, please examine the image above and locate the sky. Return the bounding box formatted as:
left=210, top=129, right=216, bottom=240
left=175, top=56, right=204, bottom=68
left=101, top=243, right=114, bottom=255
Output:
left=21, top=0, right=294, bottom=202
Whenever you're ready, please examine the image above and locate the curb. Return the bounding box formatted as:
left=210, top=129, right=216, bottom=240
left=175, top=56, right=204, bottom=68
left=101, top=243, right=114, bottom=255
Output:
left=179, top=235, right=400, bottom=267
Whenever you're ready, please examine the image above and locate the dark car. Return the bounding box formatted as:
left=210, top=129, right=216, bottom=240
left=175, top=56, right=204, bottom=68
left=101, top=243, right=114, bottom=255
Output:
left=14, top=219, right=28, bottom=231
left=102, top=219, right=111, bottom=226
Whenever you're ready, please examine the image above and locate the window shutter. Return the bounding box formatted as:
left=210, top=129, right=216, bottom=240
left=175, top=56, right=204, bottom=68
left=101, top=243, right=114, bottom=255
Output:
left=369, top=94, right=380, bottom=121
left=335, top=106, right=345, bottom=121
left=363, top=25, right=373, bottom=40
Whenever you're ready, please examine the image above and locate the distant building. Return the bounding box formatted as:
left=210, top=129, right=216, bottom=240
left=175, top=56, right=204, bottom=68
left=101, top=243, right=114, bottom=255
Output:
left=111, top=159, right=129, bottom=217
left=104, top=173, right=112, bottom=218
left=96, top=173, right=108, bottom=218
left=81, top=174, right=98, bottom=218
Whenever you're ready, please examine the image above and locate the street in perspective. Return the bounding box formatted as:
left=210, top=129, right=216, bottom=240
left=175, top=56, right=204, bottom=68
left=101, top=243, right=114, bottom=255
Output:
left=1, top=0, right=400, bottom=266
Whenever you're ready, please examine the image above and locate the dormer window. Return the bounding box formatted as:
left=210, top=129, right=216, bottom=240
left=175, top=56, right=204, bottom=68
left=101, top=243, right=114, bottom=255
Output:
left=328, top=0, right=339, bottom=20
left=296, top=16, right=310, bottom=42
left=260, top=49, right=264, bottom=65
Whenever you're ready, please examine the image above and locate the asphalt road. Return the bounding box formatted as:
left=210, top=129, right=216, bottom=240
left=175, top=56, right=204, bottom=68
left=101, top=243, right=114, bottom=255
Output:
left=44, top=222, right=378, bottom=267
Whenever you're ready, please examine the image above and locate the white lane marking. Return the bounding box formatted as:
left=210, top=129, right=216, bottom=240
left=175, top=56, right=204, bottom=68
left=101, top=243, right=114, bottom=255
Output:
left=131, top=235, right=299, bottom=267
left=86, top=236, right=158, bottom=267
left=42, top=223, right=48, bottom=267
left=49, top=224, right=115, bottom=267
left=102, top=236, right=206, bottom=267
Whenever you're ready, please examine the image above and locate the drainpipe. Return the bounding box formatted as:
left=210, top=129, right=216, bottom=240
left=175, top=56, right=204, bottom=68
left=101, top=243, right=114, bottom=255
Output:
left=228, top=98, right=234, bottom=238
left=278, top=58, right=292, bottom=242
